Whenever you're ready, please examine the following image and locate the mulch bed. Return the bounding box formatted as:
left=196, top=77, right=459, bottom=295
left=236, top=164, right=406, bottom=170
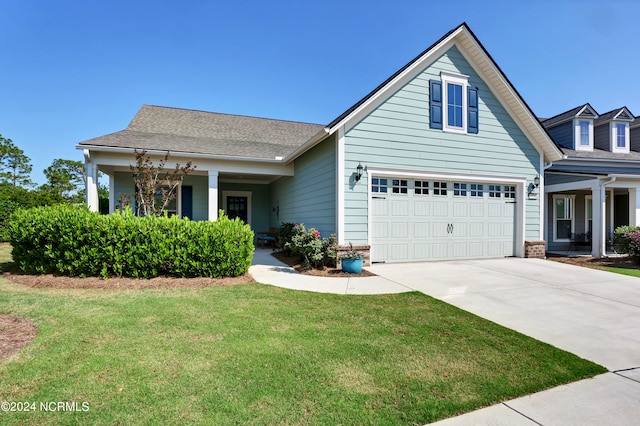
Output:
left=546, top=253, right=640, bottom=270
left=2, top=270, right=254, bottom=290
left=0, top=314, right=37, bottom=361
left=271, top=251, right=376, bottom=277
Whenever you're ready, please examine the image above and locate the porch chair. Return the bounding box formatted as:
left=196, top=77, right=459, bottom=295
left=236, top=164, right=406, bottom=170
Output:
left=256, top=227, right=277, bottom=249
left=567, top=233, right=590, bottom=254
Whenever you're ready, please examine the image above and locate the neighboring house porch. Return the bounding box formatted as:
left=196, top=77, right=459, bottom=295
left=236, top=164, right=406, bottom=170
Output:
left=545, top=171, right=640, bottom=256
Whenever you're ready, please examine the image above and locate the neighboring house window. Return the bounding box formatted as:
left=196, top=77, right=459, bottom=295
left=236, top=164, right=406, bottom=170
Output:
left=392, top=179, right=408, bottom=194
left=553, top=195, right=574, bottom=241
left=415, top=181, right=429, bottom=195
left=470, top=183, right=483, bottom=197
left=611, top=122, right=629, bottom=153
left=488, top=184, right=501, bottom=198
left=372, top=178, right=388, bottom=193
left=616, top=123, right=626, bottom=148
left=433, top=181, right=448, bottom=196
left=453, top=182, right=467, bottom=197
left=429, top=72, right=478, bottom=134
left=579, top=121, right=590, bottom=145
left=585, top=196, right=593, bottom=238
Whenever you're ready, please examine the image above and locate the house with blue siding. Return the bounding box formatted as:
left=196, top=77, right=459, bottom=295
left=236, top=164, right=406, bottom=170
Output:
left=78, top=23, right=563, bottom=263
left=542, top=104, right=640, bottom=257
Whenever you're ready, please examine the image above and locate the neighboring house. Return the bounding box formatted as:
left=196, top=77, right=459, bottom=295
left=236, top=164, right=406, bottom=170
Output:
left=543, top=104, right=640, bottom=257
left=78, top=23, right=563, bottom=263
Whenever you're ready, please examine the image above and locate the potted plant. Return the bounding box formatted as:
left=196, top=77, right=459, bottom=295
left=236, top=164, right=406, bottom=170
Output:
left=340, top=244, right=364, bottom=274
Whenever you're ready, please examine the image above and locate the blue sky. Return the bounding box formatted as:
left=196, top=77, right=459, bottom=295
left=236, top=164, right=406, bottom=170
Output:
left=3, top=0, right=639, bottom=185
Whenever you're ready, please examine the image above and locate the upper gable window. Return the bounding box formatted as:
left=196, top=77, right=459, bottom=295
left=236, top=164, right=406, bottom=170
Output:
left=611, top=122, right=630, bottom=153
left=574, top=119, right=593, bottom=151
left=579, top=121, right=590, bottom=145
left=429, top=72, right=478, bottom=134
left=616, top=123, right=626, bottom=148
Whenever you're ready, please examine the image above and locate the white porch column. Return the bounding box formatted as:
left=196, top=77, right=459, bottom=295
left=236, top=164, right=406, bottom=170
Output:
left=591, top=184, right=606, bottom=257
left=84, top=150, right=99, bottom=212
left=207, top=170, right=219, bottom=221
left=108, top=173, right=115, bottom=214
left=629, top=188, right=640, bottom=226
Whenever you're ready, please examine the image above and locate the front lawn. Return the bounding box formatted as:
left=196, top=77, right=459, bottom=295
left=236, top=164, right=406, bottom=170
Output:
left=0, top=252, right=605, bottom=424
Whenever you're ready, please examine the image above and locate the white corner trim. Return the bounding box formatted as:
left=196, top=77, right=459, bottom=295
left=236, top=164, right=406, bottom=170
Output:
left=337, top=127, right=346, bottom=245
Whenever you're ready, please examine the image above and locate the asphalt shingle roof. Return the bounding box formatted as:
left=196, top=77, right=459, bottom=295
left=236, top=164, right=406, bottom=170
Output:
left=78, top=105, right=326, bottom=160
left=560, top=147, right=640, bottom=161
left=540, top=104, right=598, bottom=128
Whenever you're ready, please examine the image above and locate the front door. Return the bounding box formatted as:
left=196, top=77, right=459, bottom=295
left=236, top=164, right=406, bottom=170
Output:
left=226, top=196, right=248, bottom=223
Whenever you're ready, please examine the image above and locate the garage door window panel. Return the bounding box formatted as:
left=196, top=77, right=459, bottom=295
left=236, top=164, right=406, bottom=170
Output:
left=434, top=181, right=448, bottom=196
left=470, top=183, right=484, bottom=197
left=415, top=181, right=429, bottom=195
left=454, top=183, right=468, bottom=197
left=392, top=179, right=408, bottom=194
left=372, top=178, right=388, bottom=193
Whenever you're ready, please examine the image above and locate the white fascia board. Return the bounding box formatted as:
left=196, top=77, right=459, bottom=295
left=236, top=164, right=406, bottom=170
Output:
left=76, top=144, right=290, bottom=164
left=613, top=107, right=635, bottom=121
left=455, top=36, right=563, bottom=163
left=577, top=104, right=598, bottom=118
left=86, top=150, right=295, bottom=176
left=282, top=129, right=330, bottom=163
left=558, top=156, right=640, bottom=166
left=326, top=30, right=464, bottom=135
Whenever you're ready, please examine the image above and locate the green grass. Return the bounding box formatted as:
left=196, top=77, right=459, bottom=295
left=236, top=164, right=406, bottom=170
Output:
left=0, top=247, right=606, bottom=425
left=599, top=266, right=640, bottom=278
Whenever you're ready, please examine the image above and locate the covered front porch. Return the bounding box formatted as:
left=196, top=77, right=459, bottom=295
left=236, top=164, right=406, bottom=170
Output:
left=83, top=149, right=293, bottom=235
left=545, top=171, right=640, bottom=257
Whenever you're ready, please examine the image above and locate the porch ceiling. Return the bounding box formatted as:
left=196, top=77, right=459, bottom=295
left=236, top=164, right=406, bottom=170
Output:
left=97, top=166, right=283, bottom=184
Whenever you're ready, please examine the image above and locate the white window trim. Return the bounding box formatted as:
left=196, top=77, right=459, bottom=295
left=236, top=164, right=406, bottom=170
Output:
left=574, top=119, right=593, bottom=151
left=441, top=72, right=469, bottom=134
left=553, top=194, right=575, bottom=242
left=222, top=190, right=252, bottom=226
left=611, top=122, right=630, bottom=153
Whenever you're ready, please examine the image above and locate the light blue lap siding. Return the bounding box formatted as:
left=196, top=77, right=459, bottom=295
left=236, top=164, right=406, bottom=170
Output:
left=219, top=182, right=271, bottom=232
left=270, top=135, right=336, bottom=237
left=344, top=46, right=542, bottom=243
left=113, top=172, right=209, bottom=220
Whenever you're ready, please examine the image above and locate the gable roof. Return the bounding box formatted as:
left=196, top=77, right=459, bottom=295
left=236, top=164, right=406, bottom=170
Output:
left=594, top=107, right=635, bottom=125
left=79, top=23, right=563, bottom=163
left=322, top=22, right=563, bottom=162
left=78, top=105, right=325, bottom=161
left=541, top=103, right=598, bottom=128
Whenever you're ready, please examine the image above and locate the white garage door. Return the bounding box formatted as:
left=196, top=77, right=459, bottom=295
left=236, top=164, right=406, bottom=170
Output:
left=371, top=177, right=516, bottom=262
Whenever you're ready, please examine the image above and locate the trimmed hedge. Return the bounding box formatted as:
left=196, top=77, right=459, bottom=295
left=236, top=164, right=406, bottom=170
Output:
left=8, top=205, right=254, bottom=279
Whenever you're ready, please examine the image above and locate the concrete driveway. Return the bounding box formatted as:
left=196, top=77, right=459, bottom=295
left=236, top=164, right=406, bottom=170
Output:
left=368, top=257, right=640, bottom=371
left=367, top=258, right=640, bottom=425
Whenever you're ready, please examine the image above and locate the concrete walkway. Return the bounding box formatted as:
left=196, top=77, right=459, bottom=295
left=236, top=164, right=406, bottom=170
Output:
left=249, top=250, right=640, bottom=425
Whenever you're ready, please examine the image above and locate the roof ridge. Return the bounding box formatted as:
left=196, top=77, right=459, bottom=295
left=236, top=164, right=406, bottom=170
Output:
left=139, top=104, right=324, bottom=127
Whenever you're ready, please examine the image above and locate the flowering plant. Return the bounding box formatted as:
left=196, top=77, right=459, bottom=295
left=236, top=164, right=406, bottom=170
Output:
left=340, top=243, right=364, bottom=260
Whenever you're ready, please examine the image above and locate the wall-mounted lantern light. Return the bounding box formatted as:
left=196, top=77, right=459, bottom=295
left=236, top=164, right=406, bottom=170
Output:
left=355, top=163, right=364, bottom=182
left=528, top=175, right=540, bottom=198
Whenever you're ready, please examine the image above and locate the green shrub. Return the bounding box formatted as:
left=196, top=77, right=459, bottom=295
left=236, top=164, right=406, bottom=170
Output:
left=277, top=222, right=296, bottom=254
left=613, top=225, right=640, bottom=254
left=626, top=230, right=640, bottom=262
left=281, top=223, right=336, bottom=268
left=8, top=205, right=254, bottom=279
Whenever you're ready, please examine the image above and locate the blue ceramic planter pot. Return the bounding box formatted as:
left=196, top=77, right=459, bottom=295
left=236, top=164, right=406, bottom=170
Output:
left=341, top=258, right=363, bottom=274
